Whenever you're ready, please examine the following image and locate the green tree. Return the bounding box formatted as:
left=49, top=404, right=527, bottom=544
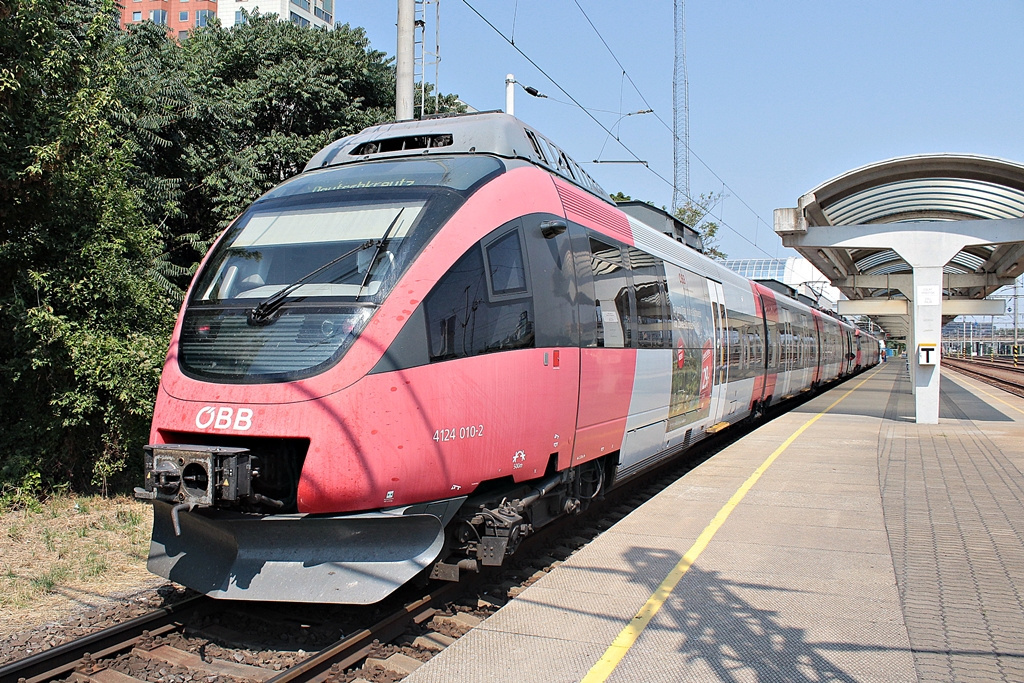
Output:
left=0, top=3, right=462, bottom=496
left=109, top=11, right=412, bottom=295
left=674, top=192, right=727, bottom=260
left=414, top=82, right=467, bottom=120
left=0, top=0, right=175, bottom=492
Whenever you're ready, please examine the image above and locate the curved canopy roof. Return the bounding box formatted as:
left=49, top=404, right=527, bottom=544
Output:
left=778, top=154, right=1024, bottom=337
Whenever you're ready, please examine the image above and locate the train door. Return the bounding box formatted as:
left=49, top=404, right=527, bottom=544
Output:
left=847, top=329, right=856, bottom=374
left=520, top=215, right=583, bottom=472
left=663, top=263, right=715, bottom=439
left=569, top=225, right=636, bottom=469
left=754, top=284, right=779, bottom=410
left=797, top=312, right=814, bottom=391
left=708, top=280, right=729, bottom=427
left=811, top=311, right=823, bottom=388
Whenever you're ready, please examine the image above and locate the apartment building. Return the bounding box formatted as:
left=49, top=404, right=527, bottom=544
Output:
left=219, top=0, right=334, bottom=29
left=120, top=0, right=334, bottom=37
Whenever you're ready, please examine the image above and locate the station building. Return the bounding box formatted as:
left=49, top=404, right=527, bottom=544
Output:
left=723, top=257, right=841, bottom=312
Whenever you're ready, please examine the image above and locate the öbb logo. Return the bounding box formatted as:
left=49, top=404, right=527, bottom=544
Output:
left=195, top=406, right=254, bottom=431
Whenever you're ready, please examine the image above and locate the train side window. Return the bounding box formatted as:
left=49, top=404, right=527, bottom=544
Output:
left=726, top=310, right=763, bottom=379
left=424, top=226, right=535, bottom=362
left=766, top=318, right=780, bottom=370
left=484, top=230, right=529, bottom=297
left=589, top=236, right=630, bottom=348
left=626, top=246, right=671, bottom=349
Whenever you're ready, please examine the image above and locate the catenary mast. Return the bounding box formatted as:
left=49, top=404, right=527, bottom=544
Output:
left=673, top=0, right=690, bottom=210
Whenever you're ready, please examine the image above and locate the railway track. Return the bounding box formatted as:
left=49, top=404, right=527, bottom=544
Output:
left=0, top=457, right=707, bottom=683
left=1, top=372, right=851, bottom=683
left=0, top=596, right=207, bottom=683
left=942, top=356, right=1024, bottom=397
left=0, top=584, right=466, bottom=683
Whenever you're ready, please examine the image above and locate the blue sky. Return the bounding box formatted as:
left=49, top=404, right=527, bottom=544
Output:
left=335, top=1, right=1024, bottom=261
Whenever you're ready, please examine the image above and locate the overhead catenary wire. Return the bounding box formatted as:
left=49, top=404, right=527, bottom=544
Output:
left=569, top=0, right=777, bottom=257
left=461, top=0, right=776, bottom=259
left=461, top=1, right=648, bottom=168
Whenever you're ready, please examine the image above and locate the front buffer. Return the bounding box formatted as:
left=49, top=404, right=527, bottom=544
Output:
left=138, top=444, right=465, bottom=604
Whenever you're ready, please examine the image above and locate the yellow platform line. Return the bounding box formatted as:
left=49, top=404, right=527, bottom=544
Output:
left=581, top=365, right=885, bottom=683
left=944, top=368, right=1024, bottom=418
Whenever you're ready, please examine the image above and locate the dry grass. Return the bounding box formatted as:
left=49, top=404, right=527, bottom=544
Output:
left=0, top=495, right=164, bottom=638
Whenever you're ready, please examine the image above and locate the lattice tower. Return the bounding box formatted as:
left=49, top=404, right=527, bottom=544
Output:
left=414, top=0, right=441, bottom=117
left=672, top=0, right=690, bottom=210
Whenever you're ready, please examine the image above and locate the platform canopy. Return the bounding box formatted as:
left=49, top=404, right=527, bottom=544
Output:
left=775, top=154, right=1024, bottom=424
left=775, top=154, right=1024, bottom=340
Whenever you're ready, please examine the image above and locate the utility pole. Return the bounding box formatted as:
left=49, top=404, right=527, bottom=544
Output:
left=396, top=0, right=415, bottom=121
left=1007, top=276, right=1015, bottom=348
left=505, top=74, right=515, bottom=116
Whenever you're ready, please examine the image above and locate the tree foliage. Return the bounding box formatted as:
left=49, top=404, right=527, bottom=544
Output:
left=0, top=0, right=173, bottom=492
left=0, top=3, right=423, bottom=494
left=113, top=11, right=401, bottom=283
left=674, top=192, right=727, bottom=261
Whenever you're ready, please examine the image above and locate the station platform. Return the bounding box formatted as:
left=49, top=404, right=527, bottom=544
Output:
left=404, top=362, right=1024, bottom=682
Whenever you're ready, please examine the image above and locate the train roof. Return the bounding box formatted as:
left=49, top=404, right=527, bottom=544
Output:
left=304, top=111, right=611, bottom=202
left=616, top=201, right=705, bottom=252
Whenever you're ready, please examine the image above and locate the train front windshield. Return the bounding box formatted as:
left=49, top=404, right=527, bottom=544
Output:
left=179, top=156, right=504, bottom=383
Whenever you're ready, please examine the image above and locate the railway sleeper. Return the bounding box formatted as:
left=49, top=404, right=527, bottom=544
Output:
left=69, top=669, right=145, bottom=683
left=131, top=643, right=273, bottom=681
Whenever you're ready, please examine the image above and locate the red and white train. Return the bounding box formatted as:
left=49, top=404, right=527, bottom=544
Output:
left=136, top=112, right=879, bottom=603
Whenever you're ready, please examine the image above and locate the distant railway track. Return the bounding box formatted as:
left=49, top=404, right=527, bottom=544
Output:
left=942, top=356, right=1024, bottom=397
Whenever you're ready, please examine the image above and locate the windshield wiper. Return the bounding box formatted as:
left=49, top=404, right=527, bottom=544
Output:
left=355, top=208, right=404, bottom=299
left=247, top=210, right=406, bottom=326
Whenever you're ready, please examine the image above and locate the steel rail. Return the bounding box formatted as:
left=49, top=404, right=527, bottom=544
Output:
left=0, top=595, right=208, bottom=683
left=267, top=582, right=462, bottom=683
left=942, top=358, right=1024, bottom=398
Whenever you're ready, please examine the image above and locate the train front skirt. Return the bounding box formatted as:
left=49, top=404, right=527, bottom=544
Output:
left=147, top=500, right=453, bottom=604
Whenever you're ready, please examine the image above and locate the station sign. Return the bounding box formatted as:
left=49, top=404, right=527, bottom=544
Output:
left=918, top=344, right=939, bottom=365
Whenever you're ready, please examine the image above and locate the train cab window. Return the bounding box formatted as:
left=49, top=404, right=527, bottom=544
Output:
left=589, top=236, right=631, bottom=348
left=424, top=226, right=535, bottom=362
left=627, top=246, right=671, bottom=349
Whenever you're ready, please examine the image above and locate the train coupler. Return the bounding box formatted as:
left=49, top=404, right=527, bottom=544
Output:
left=134, top=444, right=253, bottom=510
